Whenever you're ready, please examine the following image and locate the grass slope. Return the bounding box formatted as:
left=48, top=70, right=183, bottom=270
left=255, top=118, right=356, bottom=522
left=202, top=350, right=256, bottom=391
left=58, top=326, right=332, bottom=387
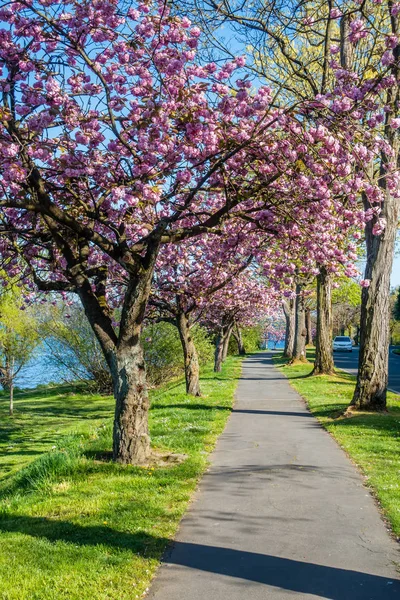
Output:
left=274, top=351, right=400, bottom=539
left=0, top=357, right=242, bottom=600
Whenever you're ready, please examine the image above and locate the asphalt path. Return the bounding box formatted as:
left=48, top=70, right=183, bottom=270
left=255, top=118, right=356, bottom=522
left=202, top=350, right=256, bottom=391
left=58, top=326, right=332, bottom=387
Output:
left=148, top=353, right=400, bottom=600
left=334, top=347, right=400, bottom=394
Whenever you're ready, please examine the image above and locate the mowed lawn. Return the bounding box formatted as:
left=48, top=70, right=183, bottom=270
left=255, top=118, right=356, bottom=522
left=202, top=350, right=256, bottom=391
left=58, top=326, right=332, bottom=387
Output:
left=274, top=351, right=400, bottom=539
left=0, top=357, right=242, bottom=600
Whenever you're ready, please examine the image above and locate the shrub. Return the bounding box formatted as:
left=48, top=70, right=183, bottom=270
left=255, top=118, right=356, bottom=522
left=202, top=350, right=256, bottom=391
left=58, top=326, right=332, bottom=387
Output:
left=143, top=322, right=214, bottom=386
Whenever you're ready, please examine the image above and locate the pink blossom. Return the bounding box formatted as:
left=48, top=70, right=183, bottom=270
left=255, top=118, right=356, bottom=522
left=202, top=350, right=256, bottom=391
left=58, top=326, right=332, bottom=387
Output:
left=381, top=51, right=395, bottom=66
left=330, top=8, right=342, bottom=18
left=360, top=279, right=371, bottom=288
left=391, top=2, right=400, bottom=16
left=372, top=218, right=387, bottom=235
left=349, top=19, right=368, bottom=43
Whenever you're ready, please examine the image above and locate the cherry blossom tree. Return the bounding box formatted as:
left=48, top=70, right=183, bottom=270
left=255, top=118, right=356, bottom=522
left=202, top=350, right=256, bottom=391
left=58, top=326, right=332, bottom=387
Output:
left=265, top=317, right=286, bottom=350
left=0, top=0, right=287, bottom=463
left=203, top=273, right=278, bottom=371
left=187, top=0, right=400, bottom=406
left=0, top=0, right=391, bottom=464
left=148, top=227, right=254, bottom=395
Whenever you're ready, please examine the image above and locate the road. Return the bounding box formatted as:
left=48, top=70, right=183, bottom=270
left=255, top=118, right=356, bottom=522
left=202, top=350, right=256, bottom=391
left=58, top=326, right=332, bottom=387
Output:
left=333, top=347, right=400, bottom=394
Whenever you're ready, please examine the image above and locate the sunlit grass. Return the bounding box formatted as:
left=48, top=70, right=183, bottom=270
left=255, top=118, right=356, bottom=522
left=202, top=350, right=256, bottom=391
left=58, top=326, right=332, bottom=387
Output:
left=0, top=358, right=242, bottom=599
left=274, top=351, right=400, bottom=538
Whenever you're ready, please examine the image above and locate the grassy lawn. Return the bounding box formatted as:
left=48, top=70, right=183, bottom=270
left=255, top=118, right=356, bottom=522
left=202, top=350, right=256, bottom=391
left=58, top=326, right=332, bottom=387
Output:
left=274, top=350, right=400, bottom=539
left=0, top=357, right=242, bottom=600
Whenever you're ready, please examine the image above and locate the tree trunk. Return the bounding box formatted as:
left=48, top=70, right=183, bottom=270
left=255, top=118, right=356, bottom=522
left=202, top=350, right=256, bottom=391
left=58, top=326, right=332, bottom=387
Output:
left=313, top=267, right=335, bottom=375
left=292, top=285, right=307, bottom=361
left=305, top=308, right=313, bottom=346
left=111, top=342, right=150, bottom=464
left=233, top=324, right=246, bottom=356
left=351, top=195, right=400, bottom=411
left=340, top=14, right=354, bottom=70
left=354, top=325, right=360, bottom=346
left=282, top=298, right=295, bottom=358
left=350, top=3, right=400, bottom=411
left=214, top=331, right=224, bottom=372
left=176, top=312, right=201, bottom=396
left=9, top=380, right=13, bottom=417
left=78, top=246, right=160, bottom=464
left=222, top=322, right=234, bottom=362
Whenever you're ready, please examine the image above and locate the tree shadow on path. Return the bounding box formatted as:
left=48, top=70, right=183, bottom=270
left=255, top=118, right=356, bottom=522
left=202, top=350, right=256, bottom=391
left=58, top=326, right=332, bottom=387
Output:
left=0, top=515, right=398, bottom=599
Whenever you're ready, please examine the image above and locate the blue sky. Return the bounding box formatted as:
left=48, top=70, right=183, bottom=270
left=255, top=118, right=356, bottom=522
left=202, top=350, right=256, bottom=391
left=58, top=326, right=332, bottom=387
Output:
left=392, top=254, right=400, bottom=289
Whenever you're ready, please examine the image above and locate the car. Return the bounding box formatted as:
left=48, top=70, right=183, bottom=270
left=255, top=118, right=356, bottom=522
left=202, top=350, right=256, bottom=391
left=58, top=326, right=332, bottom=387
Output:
left=333, top=336, right=353, bottom=352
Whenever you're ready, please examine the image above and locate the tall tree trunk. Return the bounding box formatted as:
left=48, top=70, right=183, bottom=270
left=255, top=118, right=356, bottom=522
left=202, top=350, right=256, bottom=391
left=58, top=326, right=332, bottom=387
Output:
left=354, top=325, right=360, bottom=346
left=78, top=246, right=160, bottom=464
left=9, top=381, right=13, bottom=416
left=111, top=341, right=150, bottom=464
left=176, top=311, right=201, bottom=397
left=349, top=0, right=399, bottom=411
left=282, top=298, right=295, bottom=358
left=292, top=285, right=307, bottom=362
left=313, top=267, right=335, bottom=375
left=214, top=331, right=224, bottom=372
left=222, top=322, right=234, bottom=362
left=233, top=324, right=246, bottom=356
left=340, top=14, right=354, bottom=70
left=351, top=196, right=399, bottom=411
left=305, top=308, right=313, bottom=346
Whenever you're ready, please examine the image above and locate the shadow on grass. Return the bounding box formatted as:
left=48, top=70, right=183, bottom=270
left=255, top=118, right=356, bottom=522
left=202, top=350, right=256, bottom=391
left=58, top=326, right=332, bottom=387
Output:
left=0, top=515, right=398, bottom=598
left=151, top=403, right=232, bottom=412
left=83, top=450, right=114, bottom=462
left=327, top=411, right=400, bottom=433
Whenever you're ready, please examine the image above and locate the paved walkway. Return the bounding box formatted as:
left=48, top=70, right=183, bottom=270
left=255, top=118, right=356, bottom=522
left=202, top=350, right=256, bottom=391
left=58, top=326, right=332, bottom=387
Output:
left=148, top=353, right=400, bottom=599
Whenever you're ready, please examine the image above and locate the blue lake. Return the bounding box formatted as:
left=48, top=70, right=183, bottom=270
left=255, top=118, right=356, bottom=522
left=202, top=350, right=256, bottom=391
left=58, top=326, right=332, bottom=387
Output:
left=8, top=340, right=285, bottom=390
left=14, top=348, right=62, bottom=390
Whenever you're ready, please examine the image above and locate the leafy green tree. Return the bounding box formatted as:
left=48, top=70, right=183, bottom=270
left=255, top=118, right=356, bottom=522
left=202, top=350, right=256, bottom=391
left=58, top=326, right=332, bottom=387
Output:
left=0, top=288, right=39, bottom=415
left=38, top=301, right=112, bottom=394
left=332, top=278, right=362, bottom=340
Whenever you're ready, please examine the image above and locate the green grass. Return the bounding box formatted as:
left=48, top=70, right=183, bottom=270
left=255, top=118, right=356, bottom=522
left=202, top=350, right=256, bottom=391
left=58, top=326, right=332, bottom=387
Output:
left=0, top=357, right=242, bottom=600
left=274, top=350, right=400, bottom=539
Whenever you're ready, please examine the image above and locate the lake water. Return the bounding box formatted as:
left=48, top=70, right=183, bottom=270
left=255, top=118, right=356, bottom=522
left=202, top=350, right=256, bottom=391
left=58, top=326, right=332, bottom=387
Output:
left=13, top=348, right=62, bottom=390
left=8, top=340, right=286, bottom=390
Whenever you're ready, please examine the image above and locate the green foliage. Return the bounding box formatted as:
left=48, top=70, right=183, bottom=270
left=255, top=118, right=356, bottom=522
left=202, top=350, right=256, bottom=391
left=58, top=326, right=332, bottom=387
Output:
left=331, top=278, right=362, bottom=337
left=274, top=351, right=400, bottom=538
left=39, top=306, right=215, bottom=391
left=228, top=325, right=262, bottom=355
left=142, top=322, right=214, bottom=386
left=332, top=278, right=361, bottom=307
left=38, top=303, right=112, bottom=394
left=0, top=358, right=242, bottom=600
left=241, top=326, right=262, bottom=352
left=0, top=287, right=39, bottom=392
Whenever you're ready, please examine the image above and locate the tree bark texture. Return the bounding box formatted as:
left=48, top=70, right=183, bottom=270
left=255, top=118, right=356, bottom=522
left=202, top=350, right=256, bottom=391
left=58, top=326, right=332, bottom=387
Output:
left=233, top=324, right=246, bottom=356
left=351, top=194, right=399, bottom=410
left=340, top=14, right=354, bottom=70
left=305, top=308, right=313, bottom=346
left=349, top=2, right=399, bottom=411
left=313, top=267, right=335, bottom=375
left=222, top=322, right=234, bottom=362
left=214, top=332, right=224, bottom=372
left=176, top=311, right=201, bottom=397
left=292, top=285, right=307, bottom=361
left=9, top=381, right=13, bottom=416
left=78, top=246, right=160, bottom=464
left=282, top=298, right=295, bottom=358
